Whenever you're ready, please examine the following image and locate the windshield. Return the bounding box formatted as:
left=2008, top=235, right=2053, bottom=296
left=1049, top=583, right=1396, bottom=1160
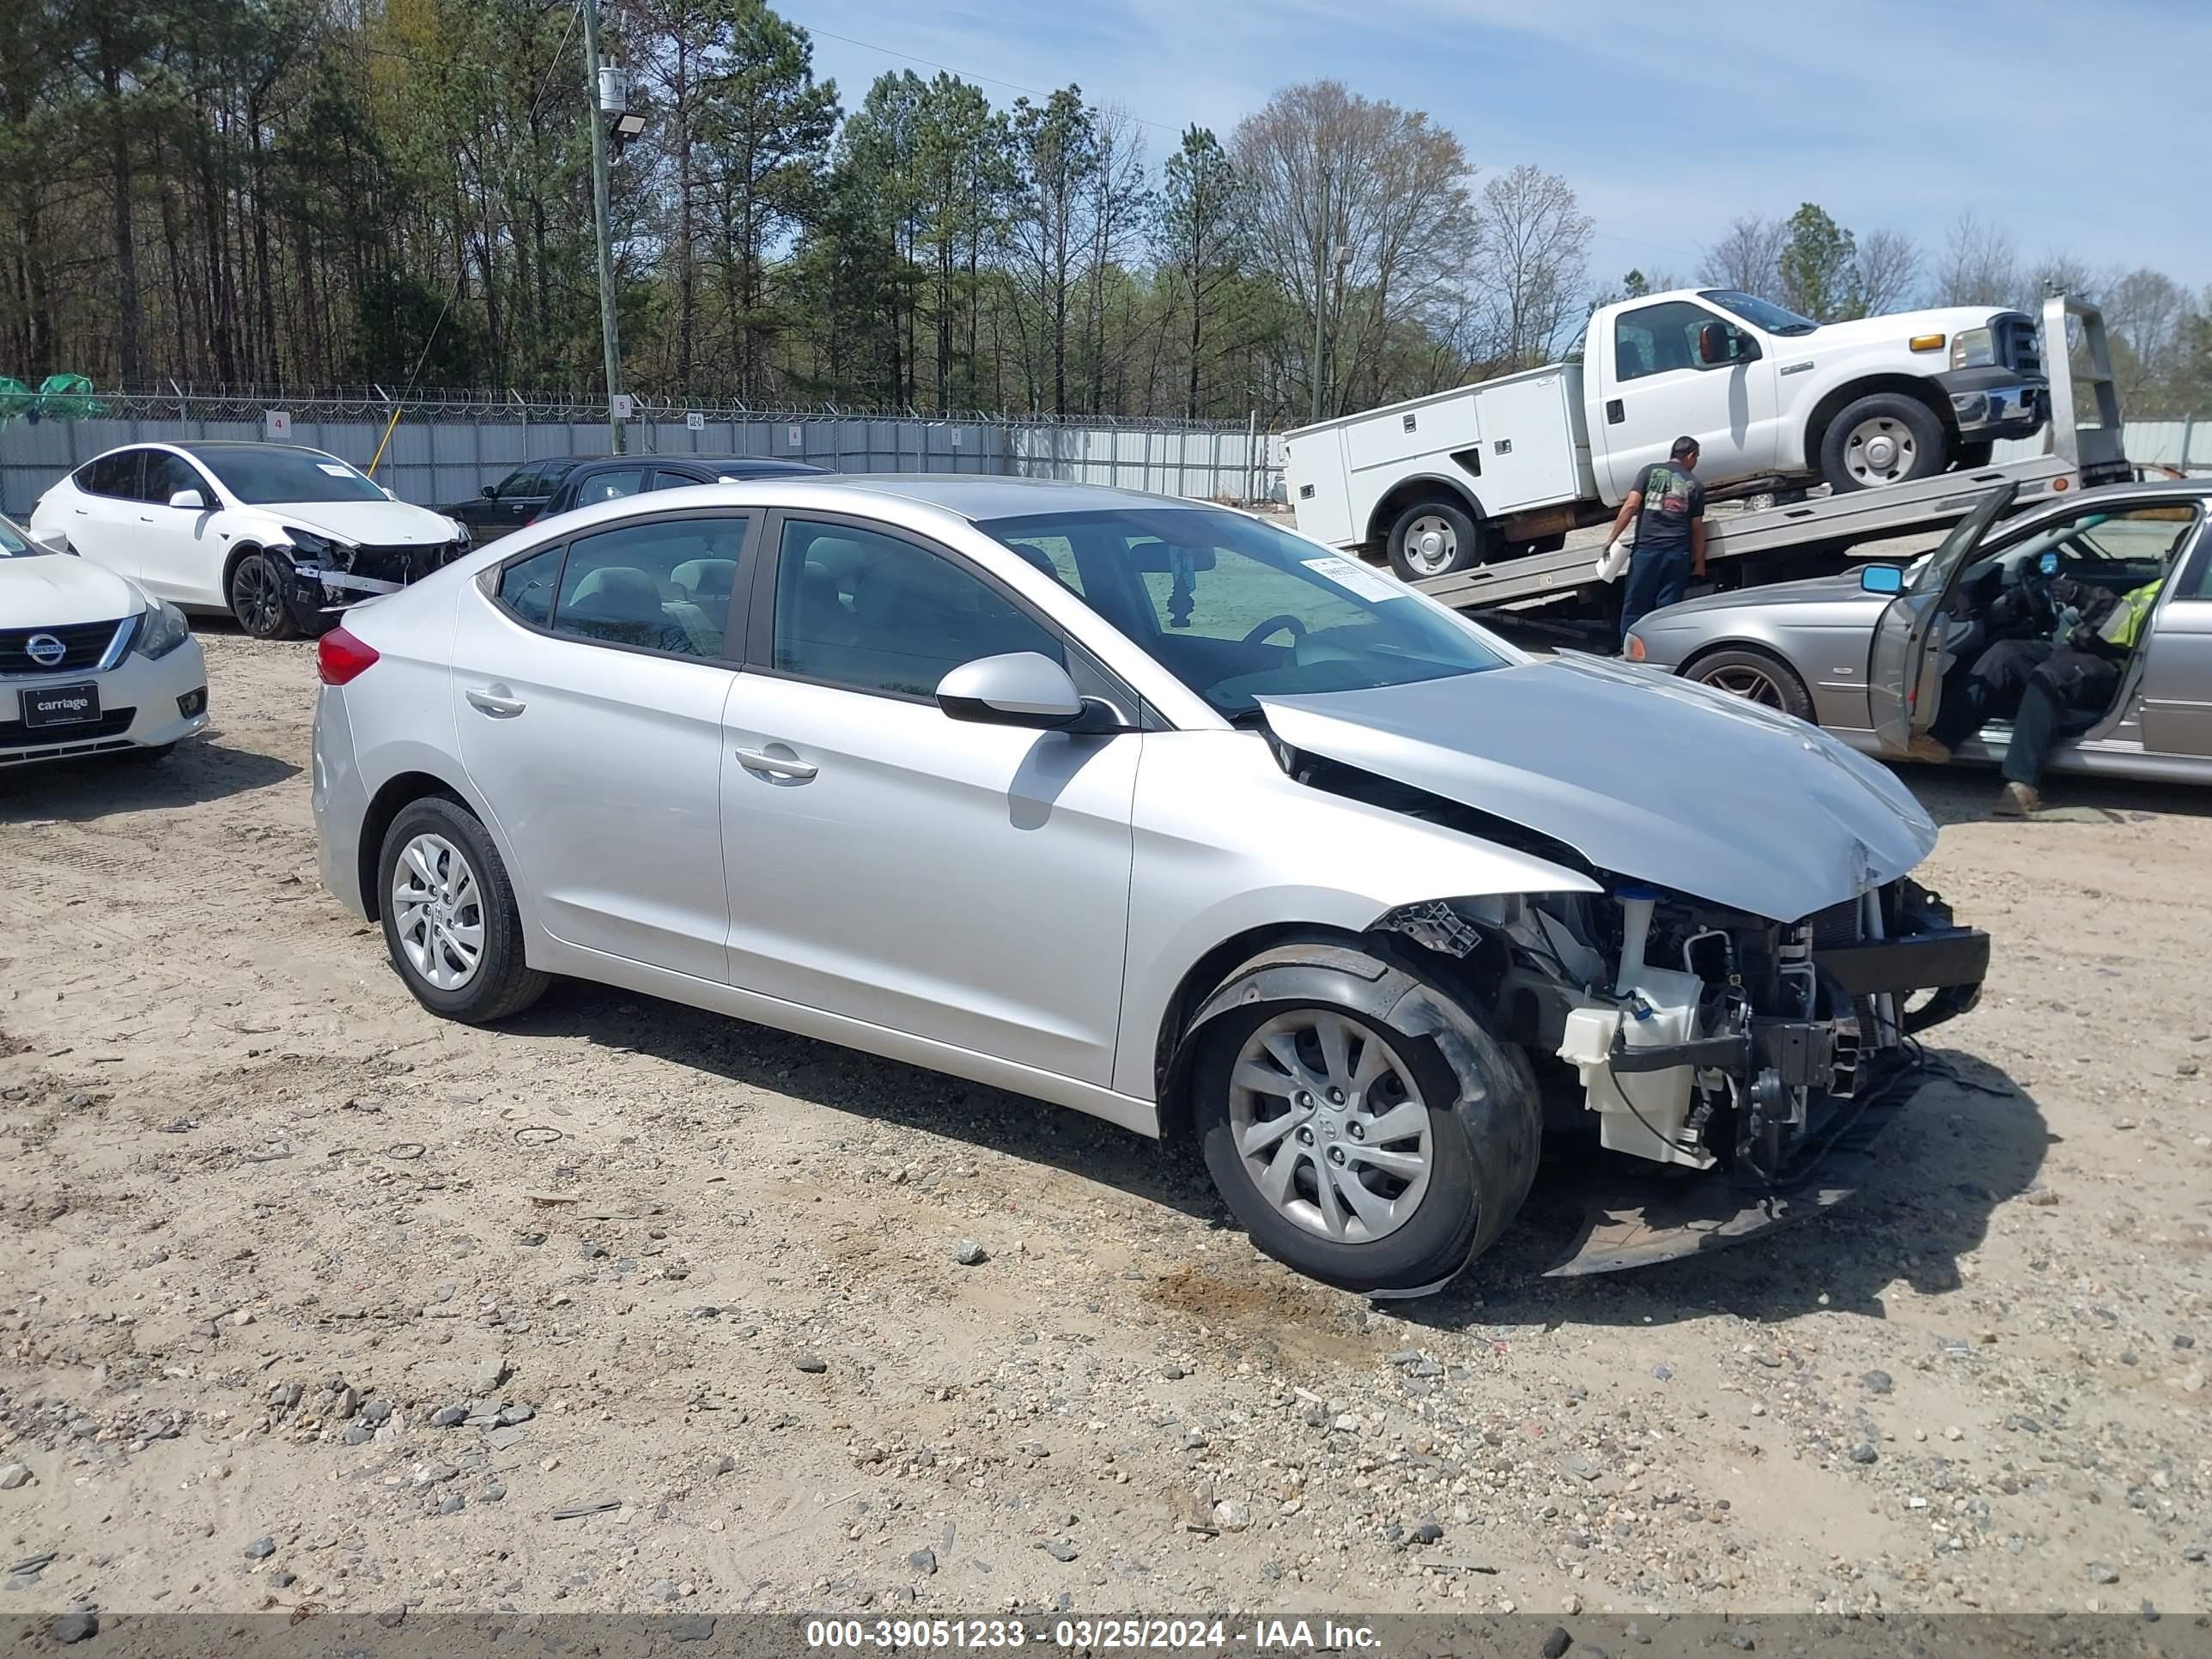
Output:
left=0, top=514, right=37, bottom=557
left=190, top=447, right=388, bottom=505
left=1700, top=289, right=1819, bottom=336
left=976, top=507, right=1511, bottom=718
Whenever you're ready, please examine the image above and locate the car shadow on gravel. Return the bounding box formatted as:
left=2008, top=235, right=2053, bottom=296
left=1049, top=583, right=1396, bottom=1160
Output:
left=1409, top=1049, right=2052, bottom=1334
left=1896, top=763, right=2212, bottom=823
left=498, top=978, right=1232, bottom=1224
left=0, top=734, right=297, bottom=822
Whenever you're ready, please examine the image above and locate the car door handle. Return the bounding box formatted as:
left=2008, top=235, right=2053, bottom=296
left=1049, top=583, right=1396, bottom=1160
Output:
left=466, top=686, right=527, bottom=718
left=1605, top=398, right=1626, bottom=424
left=733, top=746, right=817, bottom=781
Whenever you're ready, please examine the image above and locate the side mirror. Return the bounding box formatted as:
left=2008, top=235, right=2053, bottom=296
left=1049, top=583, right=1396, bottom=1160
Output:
left=481, top=483, right=499, bottom=499
left=167, top=488, right=207, bottom=510
left=1859, top=564, right=1905, bottom=595
left=1697, top=323, right=1732, bottom=367
left=936, top=652, right=1088, bottom=730
left=30, top=526, right=70, bottom=554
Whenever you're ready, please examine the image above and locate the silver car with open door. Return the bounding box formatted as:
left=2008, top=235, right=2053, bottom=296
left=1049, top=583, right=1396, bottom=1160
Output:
left=1626, top=480, right=2212, bottom=788
left=313, top=477, right=1990, bottom=1294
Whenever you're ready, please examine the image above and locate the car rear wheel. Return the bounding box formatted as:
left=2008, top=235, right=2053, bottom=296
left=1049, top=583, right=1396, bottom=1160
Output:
left=377, top=796, right=549, bottom=1024
left=228, top=550, right=301, bottom=640
left=1685, top=646, right=1816, bottom=722
left=1386, top=499, right=1488, bottom=580
left=1190, top=945, right=1539, bottom=1297
left=1820, top=394, right=1946, bottom=493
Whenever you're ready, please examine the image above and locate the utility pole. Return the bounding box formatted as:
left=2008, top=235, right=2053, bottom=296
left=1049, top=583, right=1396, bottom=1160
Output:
left=580, top=0, right=625, bottom=454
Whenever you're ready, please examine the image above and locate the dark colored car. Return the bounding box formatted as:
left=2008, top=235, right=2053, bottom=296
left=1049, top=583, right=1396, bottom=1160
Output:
left=441, top=458, right=590, bottom=544
left=537, top=456, right=828, bottom=523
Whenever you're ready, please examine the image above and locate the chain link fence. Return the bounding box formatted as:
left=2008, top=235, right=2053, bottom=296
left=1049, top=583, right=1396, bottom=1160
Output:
left=0, top=389, right=1289, bottom=519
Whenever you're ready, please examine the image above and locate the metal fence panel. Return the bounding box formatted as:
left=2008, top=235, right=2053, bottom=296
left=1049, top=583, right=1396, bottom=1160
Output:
left=0, top=397, right=1287, bottom=518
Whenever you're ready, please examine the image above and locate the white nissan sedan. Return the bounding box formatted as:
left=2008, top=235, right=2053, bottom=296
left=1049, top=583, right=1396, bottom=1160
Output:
left=313, top=477, right=1988, bottom=1295
left=1, top=511, right=207, bottom=768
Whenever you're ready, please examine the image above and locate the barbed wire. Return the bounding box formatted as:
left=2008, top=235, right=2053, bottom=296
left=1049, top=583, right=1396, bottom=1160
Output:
left=73, top=386, right=1279, bottom=434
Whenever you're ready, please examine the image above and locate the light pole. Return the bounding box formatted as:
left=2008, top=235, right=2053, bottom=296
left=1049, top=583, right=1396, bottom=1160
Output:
left=580, top=0, right=626, bottom=454
left=1310, top=241, right=1352, bottom=422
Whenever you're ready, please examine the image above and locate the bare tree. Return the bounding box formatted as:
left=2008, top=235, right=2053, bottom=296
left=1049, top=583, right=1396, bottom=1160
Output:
left=1933, top=211, right=2017, bottom=307
left=1469, top=164, right=1592, bottom=370
left=2103, top=267, right=2189, bottom=403
left=1850, top=228, right=1923, bottom=314
left=1698, top=215, right=1786, bottom=300
left=1079, top=105, right=1151, bottom=414
left=1232, top=80, right=1477, bottom=420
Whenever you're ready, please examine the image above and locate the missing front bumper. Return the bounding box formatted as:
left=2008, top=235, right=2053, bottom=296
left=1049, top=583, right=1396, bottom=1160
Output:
left=1541, top=1048, right=1928, bottom=1275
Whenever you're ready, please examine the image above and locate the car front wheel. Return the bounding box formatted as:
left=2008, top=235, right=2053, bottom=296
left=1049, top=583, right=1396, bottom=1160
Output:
left=1189, top=945, right=1539, bottom=1297
left=377, top=796, right=550, bottom=1024
left=228, top=550, right=302, bottom=639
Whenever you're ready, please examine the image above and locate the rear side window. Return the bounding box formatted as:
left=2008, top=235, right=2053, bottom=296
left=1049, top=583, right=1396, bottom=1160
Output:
left=550, top=516, right=746, bottom=658
left=653, top=469, right=708, bottom=491
left=496, top=544, right=564, bottom=627
left=575, top=467, right=648, bottom=506
left=77, top=451, right=143, bottom=498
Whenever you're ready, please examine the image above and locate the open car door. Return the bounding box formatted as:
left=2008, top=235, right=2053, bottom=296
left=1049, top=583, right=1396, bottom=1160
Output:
left=1867, top=482, right=2020, bottom=754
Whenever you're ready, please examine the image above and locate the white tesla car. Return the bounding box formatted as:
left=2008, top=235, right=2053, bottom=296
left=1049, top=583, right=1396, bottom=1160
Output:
left=1, top=511, right=207, bottom=767
left=30, top=441, right=469, bottom=638
left=312, top=477, right=1988, bottom=1294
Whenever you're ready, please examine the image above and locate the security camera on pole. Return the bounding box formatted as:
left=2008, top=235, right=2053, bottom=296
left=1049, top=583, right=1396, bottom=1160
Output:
left=580, top=0, right=643, bottom=454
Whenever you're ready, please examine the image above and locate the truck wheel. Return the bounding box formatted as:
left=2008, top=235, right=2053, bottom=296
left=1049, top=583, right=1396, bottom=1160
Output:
left=1820, top=395, right=1946, bottom=492
left=1187, top=944, right=1539, bottom=1297
left=1387, top=499, right=1486, bottom=580
left=1684, top=646, right=1815, bottom=722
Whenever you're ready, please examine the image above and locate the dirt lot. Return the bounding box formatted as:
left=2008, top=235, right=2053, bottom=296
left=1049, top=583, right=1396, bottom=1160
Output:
left=3, top=626, right=2209, bottom=1626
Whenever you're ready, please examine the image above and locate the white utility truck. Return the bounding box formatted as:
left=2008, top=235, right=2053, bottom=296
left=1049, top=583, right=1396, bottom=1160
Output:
left=1287, top=287, right=2057, bottom=582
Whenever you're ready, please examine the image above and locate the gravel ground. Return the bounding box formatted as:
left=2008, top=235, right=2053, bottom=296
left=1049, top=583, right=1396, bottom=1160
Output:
left=2, top=626, right=2209, bottom=1627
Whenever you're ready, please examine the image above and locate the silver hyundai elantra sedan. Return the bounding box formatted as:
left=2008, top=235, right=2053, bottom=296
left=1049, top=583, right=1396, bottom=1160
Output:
left=312, top=476, right=1987, bottom=1294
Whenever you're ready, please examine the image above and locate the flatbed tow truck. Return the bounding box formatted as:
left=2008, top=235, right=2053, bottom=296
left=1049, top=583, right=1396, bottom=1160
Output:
left=1382, top=295, right=2131, bottom=617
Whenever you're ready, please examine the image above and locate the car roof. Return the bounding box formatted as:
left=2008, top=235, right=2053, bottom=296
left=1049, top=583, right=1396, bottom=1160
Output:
left=577, top=456, right=827, bottom=475
left=771, top=474, right=1218, bottom=521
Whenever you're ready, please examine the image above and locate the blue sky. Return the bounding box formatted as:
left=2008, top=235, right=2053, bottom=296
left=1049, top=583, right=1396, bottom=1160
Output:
left=793, top=0, right=2211, bottom=289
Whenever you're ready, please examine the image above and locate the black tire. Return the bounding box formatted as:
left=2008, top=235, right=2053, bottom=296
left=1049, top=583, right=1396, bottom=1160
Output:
left=1684, top=646, right=1816, bottom=722
left=1188, top=944, right=1539, bottom=1297
left=1819, top=394, right=1946, bottom=494
left=1952, top=440, right=1995, bottom=471
left=376, top=795, right=550, bottom=1024
left=227, top=550, right=301, bottom=640
left=1386, top=498, right=1487, bottom=581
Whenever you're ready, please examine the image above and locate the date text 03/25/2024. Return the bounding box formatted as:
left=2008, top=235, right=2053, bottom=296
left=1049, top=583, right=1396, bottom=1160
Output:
left=802, top=1617, right=1381, bottom=1650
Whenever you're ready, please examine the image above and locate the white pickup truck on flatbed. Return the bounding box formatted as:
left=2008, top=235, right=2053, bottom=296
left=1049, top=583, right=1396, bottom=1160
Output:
left=1286, top=288, right=2054, bottom=581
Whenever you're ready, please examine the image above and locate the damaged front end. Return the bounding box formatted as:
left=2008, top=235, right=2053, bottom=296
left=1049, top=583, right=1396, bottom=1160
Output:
left=275, top=532, right=470, bottom=624
left=1379, top=876, right=1987, bottom=1273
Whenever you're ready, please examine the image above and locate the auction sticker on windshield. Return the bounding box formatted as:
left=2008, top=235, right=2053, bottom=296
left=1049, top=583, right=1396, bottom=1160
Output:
left=1301, top=556, right=1407, bottom=602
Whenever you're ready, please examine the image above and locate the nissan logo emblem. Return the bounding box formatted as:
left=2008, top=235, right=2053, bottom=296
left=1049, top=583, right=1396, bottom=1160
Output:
left=25, top=633, right=66, bottom=668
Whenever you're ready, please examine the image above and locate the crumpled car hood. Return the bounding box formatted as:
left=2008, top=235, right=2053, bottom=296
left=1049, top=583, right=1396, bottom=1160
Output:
left=1260, top=655, right=1938, bottom=922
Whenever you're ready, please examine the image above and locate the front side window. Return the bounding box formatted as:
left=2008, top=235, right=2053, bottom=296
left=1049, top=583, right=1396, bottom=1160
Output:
left=1614, top=301, right=1728, bottom=380
left=550, top=516, right=745, bottom=657
left=976, top=507, right=1510, bottom=719
left=190, top=447, right=386, bottom=505
left=139, top=451, right=209, bottom=504
left=492, top=465, right=538, bottom=498
left=772, top=520, right=1063, bottom=699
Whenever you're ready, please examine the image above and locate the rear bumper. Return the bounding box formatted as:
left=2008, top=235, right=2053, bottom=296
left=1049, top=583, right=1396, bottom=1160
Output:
left=1936, top=368, right=2048, bottom=440
left=312, top=686, right=374, bottom=920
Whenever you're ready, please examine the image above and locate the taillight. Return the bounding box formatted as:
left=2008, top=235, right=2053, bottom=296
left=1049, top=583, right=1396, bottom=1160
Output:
left=318, top=625, right=380, bottom=686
